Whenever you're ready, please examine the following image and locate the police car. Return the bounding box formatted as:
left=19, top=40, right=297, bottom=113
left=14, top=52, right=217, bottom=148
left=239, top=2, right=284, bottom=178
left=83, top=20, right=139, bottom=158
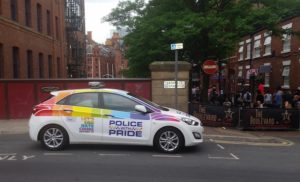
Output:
left=29, top=83, right=204, bottom=153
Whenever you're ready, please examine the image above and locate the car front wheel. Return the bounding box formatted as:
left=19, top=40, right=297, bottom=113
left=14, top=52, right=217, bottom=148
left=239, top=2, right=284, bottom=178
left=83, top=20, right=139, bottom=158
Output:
left=41, top=125, right=68, bottom=150
left=155, top=128, right=184, bottom=153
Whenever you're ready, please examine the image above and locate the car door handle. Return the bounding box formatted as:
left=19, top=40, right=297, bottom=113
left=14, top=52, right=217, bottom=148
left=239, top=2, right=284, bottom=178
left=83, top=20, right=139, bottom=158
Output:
left=63, top=109, right=73, bottom=113
left=104, top=114, right=122, bottom=119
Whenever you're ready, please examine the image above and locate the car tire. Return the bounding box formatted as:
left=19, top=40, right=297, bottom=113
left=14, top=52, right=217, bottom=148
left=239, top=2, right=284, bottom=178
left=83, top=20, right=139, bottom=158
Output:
left=40, top=125, right=69, bottom=151
left=154, top=127, right=184, bottom=153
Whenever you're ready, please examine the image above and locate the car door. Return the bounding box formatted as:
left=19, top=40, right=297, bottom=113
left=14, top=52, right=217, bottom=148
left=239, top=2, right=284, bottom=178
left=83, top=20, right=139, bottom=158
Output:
left=59, top=92, right=102, bottom=142
left=100, top=92, right=151, bottom=144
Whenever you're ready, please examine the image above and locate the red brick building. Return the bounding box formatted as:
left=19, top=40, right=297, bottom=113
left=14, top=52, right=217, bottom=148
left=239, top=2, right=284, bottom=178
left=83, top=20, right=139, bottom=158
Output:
left=0, top=0, right=67, bottom=79
left=228, top=15, right=300, bottom=93
left=86, top=31, right=115, bottom=78
left=105, top=32, right=129, bottom=78
left=85, top=32, right=128, bottom=78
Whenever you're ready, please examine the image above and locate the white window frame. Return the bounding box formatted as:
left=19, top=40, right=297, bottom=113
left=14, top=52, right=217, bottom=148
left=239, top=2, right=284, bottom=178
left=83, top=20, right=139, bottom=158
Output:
left=245, top=39, right=251, bottom=60
left=282, top=60, right=291, bottom=89
left=238, top=41, right=244, bottom=61
left=253, top=39, right=261, bottom=58
left=238, top=66, right=243, bottom=77
left=264, top=63, right=271, bottom=87
left=281, top=23, right=292, bottom=53
left=263, top=32, right=272, bottom=56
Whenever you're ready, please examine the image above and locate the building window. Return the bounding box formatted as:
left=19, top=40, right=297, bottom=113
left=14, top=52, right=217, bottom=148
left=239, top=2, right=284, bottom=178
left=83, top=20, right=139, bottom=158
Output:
left=39, top=53, right=44, bottom=78
left=238, top=42, right=244, bottom=61
left=263, top=35, right=272, bottom=56
left=12, top=47, right=20, bottom=78
left=282, top=65, right=290, bottom=88
left=0, top=0, right=3, bottom=15
left=48, top=55, right=52, bottom=78
left=25, top=0, right=31, bottom=27
left=0, top=43, right=3, bottom=78
left=246, top=40, right=251, bottom=60
left=37, top=3, right=42, bottom=33
left=264, top=73, right=270, bottom=87
left=57, top=57, right=61, bottom=78
left=253, top=35, right=261, bottom=58
left=27, top=50, right=33, bottom=78
left=55, top=16, right=60, bottom=40
left=46, top=10, right=51, bottom=36
left=11, top=0, right=18, bottom=21
left=282, top=23, right=292, bottom=53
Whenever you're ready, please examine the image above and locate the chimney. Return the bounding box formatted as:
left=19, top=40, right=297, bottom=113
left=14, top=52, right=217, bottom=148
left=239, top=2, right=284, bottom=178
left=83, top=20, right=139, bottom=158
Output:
left=87, top=31, right=93, bottom=41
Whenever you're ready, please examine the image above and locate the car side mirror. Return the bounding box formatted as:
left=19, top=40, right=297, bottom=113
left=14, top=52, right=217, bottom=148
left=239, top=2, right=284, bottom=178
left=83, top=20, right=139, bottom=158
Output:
left=135, top=105, right=148, bottom=114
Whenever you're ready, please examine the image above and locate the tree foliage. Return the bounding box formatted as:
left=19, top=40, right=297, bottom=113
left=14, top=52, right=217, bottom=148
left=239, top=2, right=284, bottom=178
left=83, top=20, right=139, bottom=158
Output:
left=104, top=0, right=300, bottom=79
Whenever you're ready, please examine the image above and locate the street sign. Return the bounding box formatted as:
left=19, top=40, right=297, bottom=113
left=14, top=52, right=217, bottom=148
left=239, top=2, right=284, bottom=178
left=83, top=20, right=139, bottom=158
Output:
left=202, top=60, right=218, bottom=75
left=170, top=43, right=183, bottom=50
left=164, top=81, right=186, bottom=89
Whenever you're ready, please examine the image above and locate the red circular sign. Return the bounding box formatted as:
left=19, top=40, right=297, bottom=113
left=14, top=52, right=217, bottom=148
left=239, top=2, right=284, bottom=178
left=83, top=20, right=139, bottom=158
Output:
left=202, top=60, right=218, bottom=75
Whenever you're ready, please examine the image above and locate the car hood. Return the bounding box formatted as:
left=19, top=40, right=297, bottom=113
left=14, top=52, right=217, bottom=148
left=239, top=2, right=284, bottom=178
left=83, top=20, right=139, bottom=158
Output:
left=160, top=107, right=200, bottom=121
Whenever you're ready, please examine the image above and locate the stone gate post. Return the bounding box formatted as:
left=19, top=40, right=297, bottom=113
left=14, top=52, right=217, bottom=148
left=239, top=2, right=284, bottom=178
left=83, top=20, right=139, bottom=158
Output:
left=149, top=61, right=191, bottom=112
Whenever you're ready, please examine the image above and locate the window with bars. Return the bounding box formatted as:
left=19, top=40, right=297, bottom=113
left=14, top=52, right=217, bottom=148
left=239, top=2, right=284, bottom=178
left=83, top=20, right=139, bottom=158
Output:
left=11, top=0, right=18, bottom=21
left=27, top=50, right=33, bottom=78
left=48, top=55, right=52, bottom=78
left=46, top=10, right=51, bottom=36
left=25, top=0, right=31, bottom=27
left=37, top=4, right=42, bottom=32
left=57, top=57, right=61, bottom=78
left=55, top=17, right=60, bottom=40
left=39, top=53, right=44, bottom=78
left=12, top=47, right=20, bottom=78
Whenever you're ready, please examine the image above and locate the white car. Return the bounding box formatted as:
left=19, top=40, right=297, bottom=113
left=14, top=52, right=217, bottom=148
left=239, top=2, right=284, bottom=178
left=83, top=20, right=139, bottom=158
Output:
left=29, top=87, right=204, bottom=153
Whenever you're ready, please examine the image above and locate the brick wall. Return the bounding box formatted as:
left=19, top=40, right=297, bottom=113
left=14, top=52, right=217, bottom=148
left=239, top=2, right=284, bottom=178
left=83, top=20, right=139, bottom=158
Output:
left=0, top=0, right=67, bottom=79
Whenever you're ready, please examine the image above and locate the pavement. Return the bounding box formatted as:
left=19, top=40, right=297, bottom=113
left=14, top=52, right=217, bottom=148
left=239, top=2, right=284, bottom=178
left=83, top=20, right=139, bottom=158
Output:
left=1, top=119, right=300, bottom=139
left=0, top=119, right=29, bottom=135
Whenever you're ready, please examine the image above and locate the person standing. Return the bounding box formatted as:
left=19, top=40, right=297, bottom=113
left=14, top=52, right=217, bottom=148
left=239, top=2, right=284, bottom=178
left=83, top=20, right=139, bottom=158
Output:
left=243, top=90, right=252, bottom=108
left=264, top=89, right=273, bottom=107
left=274, top=86, right=283, bottom=108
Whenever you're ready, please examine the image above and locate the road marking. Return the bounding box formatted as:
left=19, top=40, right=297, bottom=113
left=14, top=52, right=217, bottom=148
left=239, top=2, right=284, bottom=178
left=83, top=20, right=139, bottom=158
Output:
left=0, top=153, right=17, bottom=155
left=98, top=153, right=130, bottom=157
left=230, top=153, right=239, bottom=160
left=44, top=153, right=73, bottom=156
left=0, top=154, right=35, bottom=161
left=152, top=155, right=182, bottom=158
left=206, top=135, right=294, bottom=147
left=217, top=144, right=225, bottom=150
left=208, top=154, right=239, bottom=160
left=22, top=155, right=35, bottom=160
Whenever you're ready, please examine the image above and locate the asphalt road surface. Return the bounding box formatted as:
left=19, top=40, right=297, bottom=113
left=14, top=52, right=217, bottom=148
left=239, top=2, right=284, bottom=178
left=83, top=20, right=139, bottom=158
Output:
left=0, top=134, right=299, bottom=182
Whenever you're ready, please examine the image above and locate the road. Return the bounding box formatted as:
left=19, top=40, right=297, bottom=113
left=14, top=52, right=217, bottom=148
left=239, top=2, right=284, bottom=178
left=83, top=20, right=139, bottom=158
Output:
left=0, top=133, right=299, bottom=182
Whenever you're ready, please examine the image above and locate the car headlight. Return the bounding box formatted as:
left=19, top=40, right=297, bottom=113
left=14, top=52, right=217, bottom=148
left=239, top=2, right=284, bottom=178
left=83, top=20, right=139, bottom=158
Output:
left=181, top=118, right=199, bottom=126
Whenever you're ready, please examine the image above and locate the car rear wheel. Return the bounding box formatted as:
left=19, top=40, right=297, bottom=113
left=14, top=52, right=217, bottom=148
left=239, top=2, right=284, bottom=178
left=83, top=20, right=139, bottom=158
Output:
left=41, top=125, right=68, bottom=150
left=155, top=127, right=184, bottom=153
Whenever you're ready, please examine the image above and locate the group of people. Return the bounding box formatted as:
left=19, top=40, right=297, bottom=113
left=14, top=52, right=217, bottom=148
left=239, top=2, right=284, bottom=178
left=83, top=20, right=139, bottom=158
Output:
left=207, top=86, right=300, bottom=109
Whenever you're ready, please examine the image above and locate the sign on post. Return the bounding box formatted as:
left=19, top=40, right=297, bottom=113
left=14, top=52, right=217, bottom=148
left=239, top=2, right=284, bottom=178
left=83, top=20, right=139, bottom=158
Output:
left=170, top=43, right=183, bottom=50
left=202, top=60, right=218, bottom=75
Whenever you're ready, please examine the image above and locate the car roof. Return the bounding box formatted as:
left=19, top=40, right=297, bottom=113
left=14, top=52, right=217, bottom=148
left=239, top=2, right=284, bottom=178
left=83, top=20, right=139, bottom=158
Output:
left=51, top=88, right=129, bottom=96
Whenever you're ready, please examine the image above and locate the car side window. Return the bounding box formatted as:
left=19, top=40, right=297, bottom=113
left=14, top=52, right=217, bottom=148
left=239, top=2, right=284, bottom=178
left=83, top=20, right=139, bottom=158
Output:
left=102, top=93, right=139, bottom=112
left=60, top=93, right=99, bottom=108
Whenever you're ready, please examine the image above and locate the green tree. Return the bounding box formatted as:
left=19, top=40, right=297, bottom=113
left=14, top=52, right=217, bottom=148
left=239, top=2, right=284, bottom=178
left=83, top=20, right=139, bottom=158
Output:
left=104, top=0, right=300, bottom=99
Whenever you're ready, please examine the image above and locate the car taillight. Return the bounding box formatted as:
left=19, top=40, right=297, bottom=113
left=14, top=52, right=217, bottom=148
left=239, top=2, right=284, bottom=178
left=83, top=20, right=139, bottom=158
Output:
left=32, top=105, right=51, bottom=115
